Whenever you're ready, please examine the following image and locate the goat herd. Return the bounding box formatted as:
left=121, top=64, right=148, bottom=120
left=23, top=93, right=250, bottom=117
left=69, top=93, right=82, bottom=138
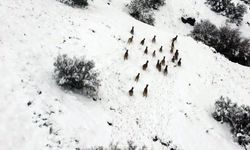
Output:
left=124, top=26, right=182, bottom=98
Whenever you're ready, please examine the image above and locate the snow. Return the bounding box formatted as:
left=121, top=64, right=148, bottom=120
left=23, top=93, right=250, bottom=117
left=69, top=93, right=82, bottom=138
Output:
left=0, top=0, right=250, bottom=150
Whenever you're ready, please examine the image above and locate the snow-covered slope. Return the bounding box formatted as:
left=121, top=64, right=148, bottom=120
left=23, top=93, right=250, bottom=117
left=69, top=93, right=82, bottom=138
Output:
left=0, top=0, right=250, bottom=150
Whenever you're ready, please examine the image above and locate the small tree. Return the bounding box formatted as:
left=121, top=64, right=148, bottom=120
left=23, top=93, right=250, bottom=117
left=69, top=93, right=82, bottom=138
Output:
left=205, top=0, right=247, bottom=25
left=127, top=0, right=165, bottom=25
left=54, top=54, right=100, bottom=98
left=226, top=3, right=247, bottom=25
left=128, top=0, right=155, bottom=25
left=148, top=0, right=165, bottom=10
left=206, top=0, right=230, bottom=13
left=213, top=97, right=250, bottom=148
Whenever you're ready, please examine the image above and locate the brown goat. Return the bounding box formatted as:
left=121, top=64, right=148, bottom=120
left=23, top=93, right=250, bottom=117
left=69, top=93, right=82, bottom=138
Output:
left=152, top=50, right=156, bottom=57
left=140, top=38, right=145, bottom=45
left=143, top=84, right=148, bottom=97
left=159, top=46, right=163, bottom=52
left=177, top=58, right=182, bottom=66
left=156, top=60, right=160, bottom=68
left=161, top=56, right=165, bottom=66
left=124, top=50, right=128, bottom=60
left=135, top=73, right=140, bottom=82
left=142, top=60, right=149, bottom=70
left=156, top=60, right=161, bottom=72
left=171, top=56, right=175, bottom=62
left=164, top=65, right=168, bottom=75
left=127, top=36, right=133, bottom=44
left=144, top=46, right=148, bottom=54
left=130, top=26, right=134, bottom=35
left=158, top=63, right=162, bottom=72
left=170, top=42, right=174, bottom=53
left=129, top=87, right=134, bottom=96
left=152, top=35, right=156, bottom=43
left=174, top=50, right=179, bottom=60
left=172, top=35, right=178, bottom=43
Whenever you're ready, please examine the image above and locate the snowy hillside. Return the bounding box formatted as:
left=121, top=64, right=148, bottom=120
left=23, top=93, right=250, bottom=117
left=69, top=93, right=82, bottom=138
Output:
left=0, top=0, right=250, bottom=150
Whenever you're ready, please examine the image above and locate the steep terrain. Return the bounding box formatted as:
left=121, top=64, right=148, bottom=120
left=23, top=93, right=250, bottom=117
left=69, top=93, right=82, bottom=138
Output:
left=0, top=0, right=250, bottom=150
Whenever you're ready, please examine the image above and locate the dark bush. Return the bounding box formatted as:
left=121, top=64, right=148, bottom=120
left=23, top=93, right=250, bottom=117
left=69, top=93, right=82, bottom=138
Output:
left=213, top=97, right=250, bottom=148
left=73, top=0, right=88, bottom=6
left=127, top=0, right=165, bottom=25
left=191, top=20, right=250, bottom=66
left=215, top=26, right=250, bottom=64
left=59, top=0, right=88, bottom=7
left=206, top=0, right=247, bottom=25
left=54, top=54, right=100, bottom=98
